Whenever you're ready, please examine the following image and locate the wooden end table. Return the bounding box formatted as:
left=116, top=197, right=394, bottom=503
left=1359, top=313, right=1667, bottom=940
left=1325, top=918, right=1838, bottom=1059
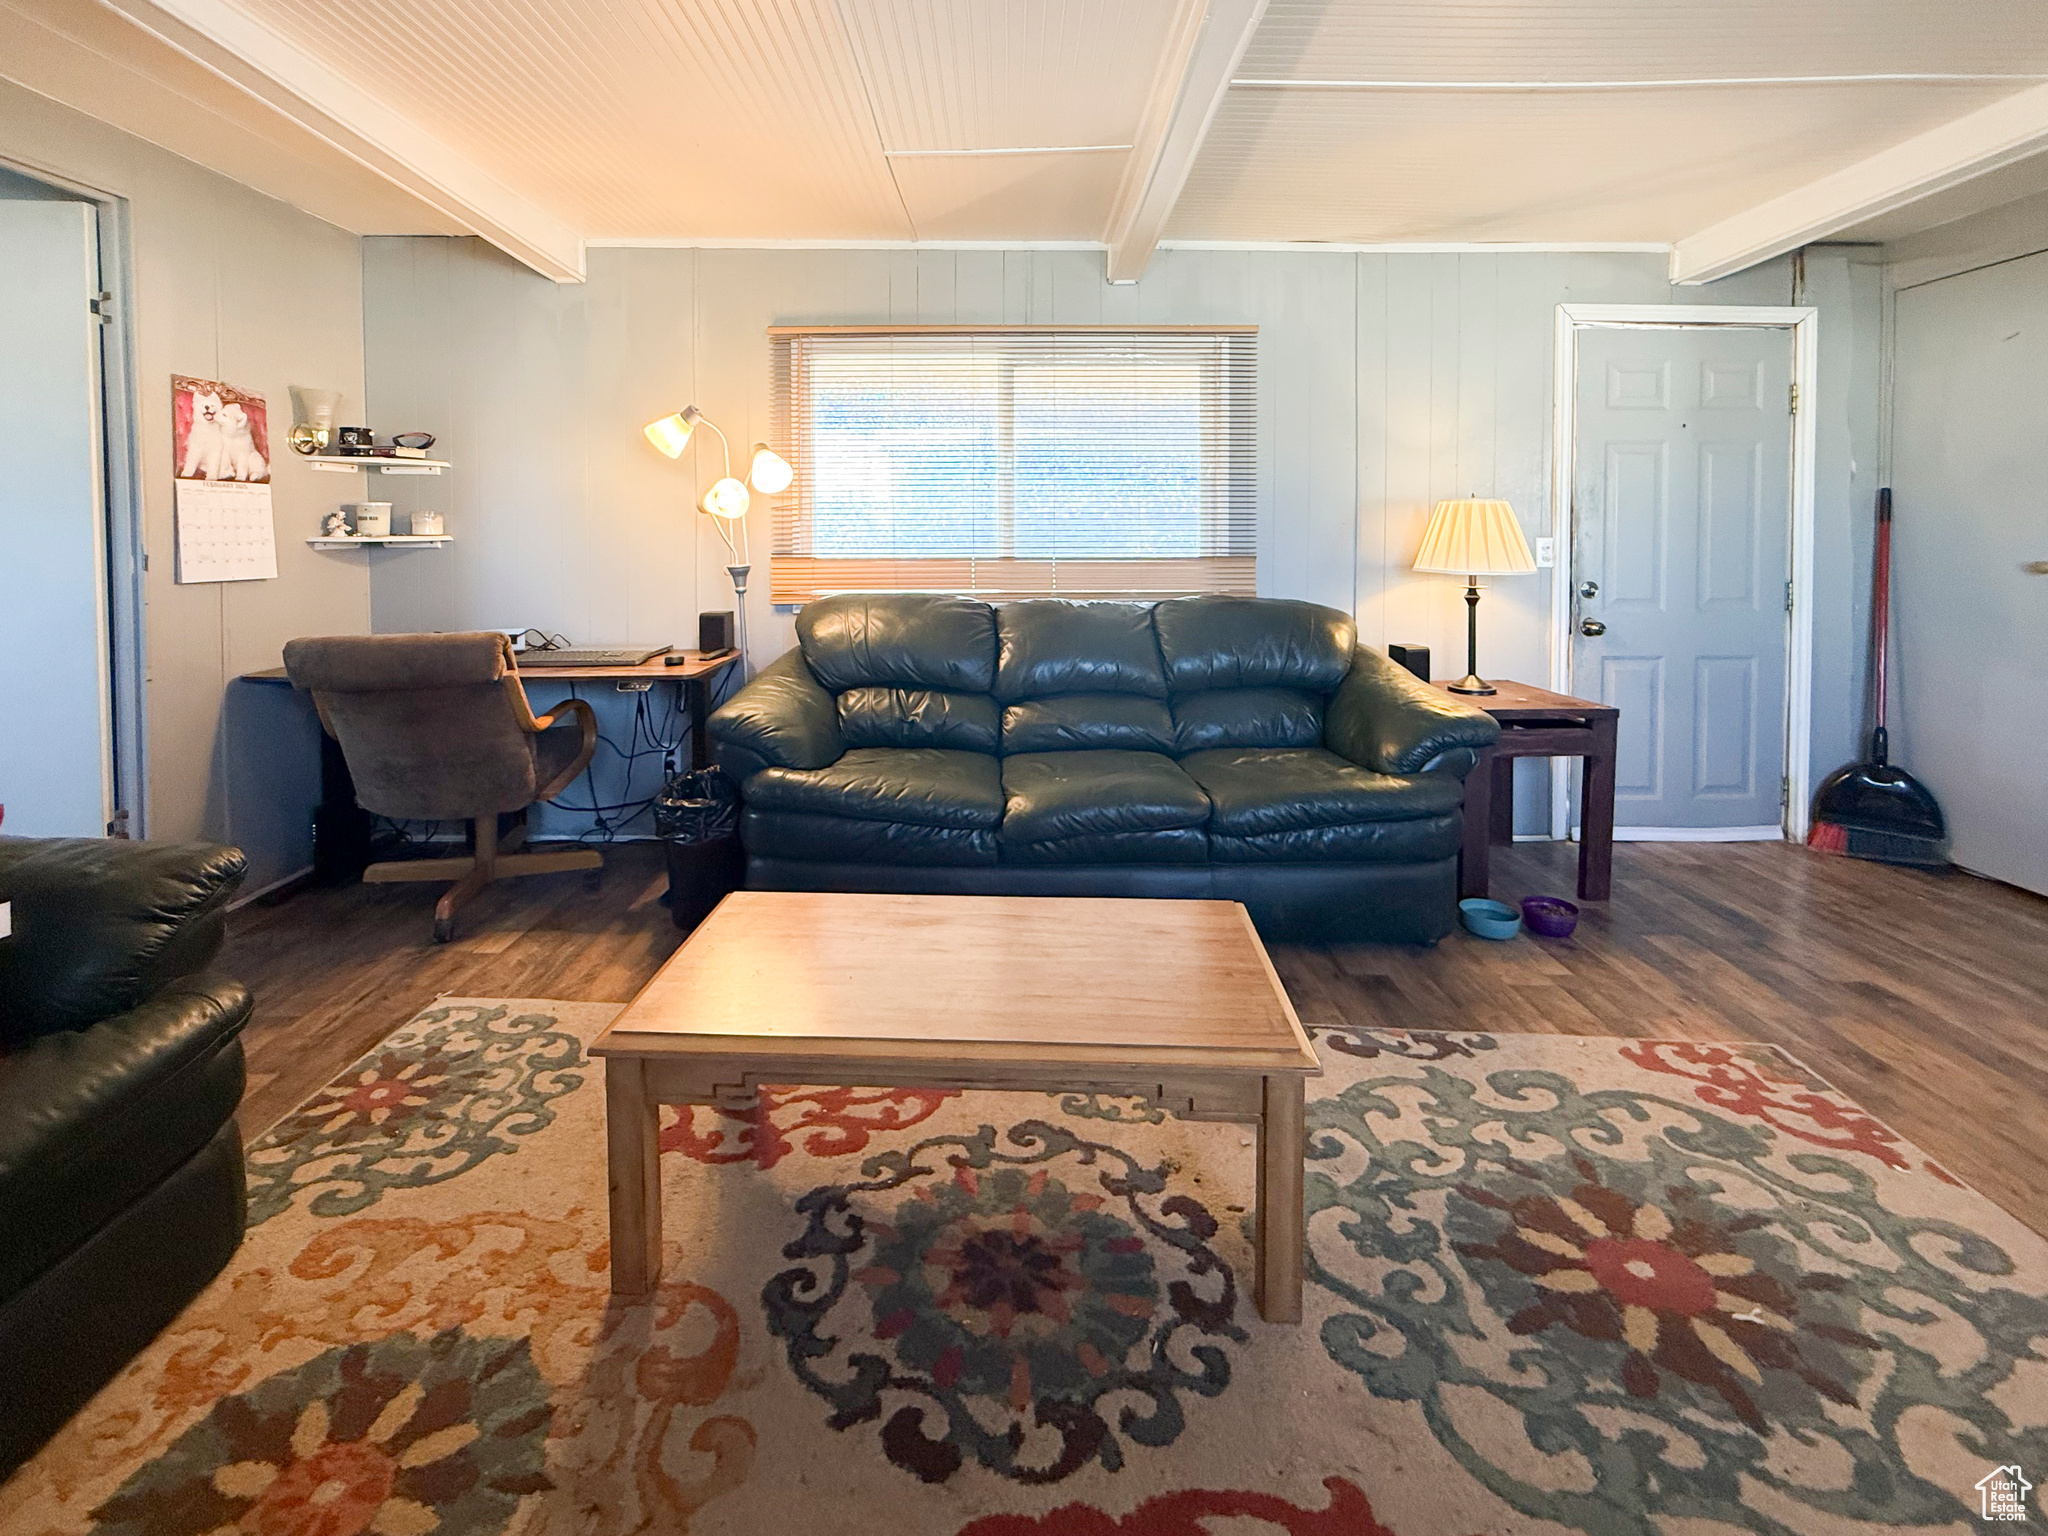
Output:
left=590, top=891, right=1322, bottom=1323
left=1438, top=679, right=1618, bottom=902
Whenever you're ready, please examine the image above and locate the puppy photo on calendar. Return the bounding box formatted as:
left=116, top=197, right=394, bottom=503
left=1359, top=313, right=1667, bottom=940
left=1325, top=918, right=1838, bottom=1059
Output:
left=173, top=376, right=271, bottom=483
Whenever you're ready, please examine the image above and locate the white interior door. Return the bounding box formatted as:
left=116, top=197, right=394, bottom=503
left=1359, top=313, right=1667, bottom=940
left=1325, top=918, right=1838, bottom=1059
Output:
left=1571, top=325, right=1793, bottom=835
left=1891, top=255, right=2048, bottom=897
left=0, top=200, right=113, bottom=836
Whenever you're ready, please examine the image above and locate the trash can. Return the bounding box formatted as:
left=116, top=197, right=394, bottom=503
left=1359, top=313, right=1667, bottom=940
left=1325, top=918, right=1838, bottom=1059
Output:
left=653, top=768, right=744, bottom=932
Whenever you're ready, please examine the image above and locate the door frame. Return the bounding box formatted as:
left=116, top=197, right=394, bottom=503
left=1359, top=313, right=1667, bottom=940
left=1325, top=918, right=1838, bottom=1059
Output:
left=1548, top=302, right=1819, bottom=844
left=2, top=153, right=147, bottom=835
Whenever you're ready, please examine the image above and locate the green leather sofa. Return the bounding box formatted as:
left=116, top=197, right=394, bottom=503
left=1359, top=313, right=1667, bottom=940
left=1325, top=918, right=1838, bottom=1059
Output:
left=709, top=594, right=1500, bottom=942
left=0, top=836, right=251, bottom=1476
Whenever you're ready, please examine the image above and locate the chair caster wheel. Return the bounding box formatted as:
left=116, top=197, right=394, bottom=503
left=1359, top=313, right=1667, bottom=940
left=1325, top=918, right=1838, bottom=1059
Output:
left=433, top=916, right=455, bottom=944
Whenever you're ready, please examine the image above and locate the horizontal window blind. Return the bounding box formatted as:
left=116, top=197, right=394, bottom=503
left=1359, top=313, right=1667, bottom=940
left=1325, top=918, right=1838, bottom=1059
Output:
left=769, top=326, right=1257, bottom=605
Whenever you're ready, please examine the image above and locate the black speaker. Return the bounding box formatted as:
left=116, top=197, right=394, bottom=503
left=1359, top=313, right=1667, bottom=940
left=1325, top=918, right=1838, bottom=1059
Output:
left=698, top=611, right=735, bottom=655
left=1388, top=643, right=1431, bottom=682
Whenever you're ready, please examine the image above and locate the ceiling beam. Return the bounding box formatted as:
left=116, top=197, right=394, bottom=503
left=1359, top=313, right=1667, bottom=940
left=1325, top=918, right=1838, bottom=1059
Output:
left=1671, top=78, right=2048, bottom=284
left=87, top=0, right=585, bottom=282
left=1103, top=0, right=1269, bottom=284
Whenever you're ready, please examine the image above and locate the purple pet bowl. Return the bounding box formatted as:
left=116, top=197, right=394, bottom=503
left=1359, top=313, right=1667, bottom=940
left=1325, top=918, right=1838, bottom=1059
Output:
left=1520, top=895, right=1580, bottom=938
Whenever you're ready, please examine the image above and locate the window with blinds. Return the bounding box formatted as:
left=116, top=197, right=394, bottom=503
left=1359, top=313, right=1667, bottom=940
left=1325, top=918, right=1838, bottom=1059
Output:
left=768, top=326, right=1257, bottom=605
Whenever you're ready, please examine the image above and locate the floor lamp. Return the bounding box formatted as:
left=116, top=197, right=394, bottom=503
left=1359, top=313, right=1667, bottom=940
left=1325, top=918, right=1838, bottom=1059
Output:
left=642, top=406, right=793, bottom=676
left=1413, top=497, right=1537, bottom=695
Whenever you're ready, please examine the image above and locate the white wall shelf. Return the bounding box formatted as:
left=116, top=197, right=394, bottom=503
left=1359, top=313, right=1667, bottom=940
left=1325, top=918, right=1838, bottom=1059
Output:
left=307, top=535, right=452, bottom=549
left=301, top=454, right=450, bottom=475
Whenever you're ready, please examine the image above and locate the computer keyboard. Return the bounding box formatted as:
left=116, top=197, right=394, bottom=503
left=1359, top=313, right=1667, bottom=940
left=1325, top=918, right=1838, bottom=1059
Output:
left=516, top=646, right=670, bottom=667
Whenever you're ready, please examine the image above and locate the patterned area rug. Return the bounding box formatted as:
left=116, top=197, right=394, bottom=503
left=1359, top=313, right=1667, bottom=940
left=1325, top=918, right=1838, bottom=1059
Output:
left=6, top=999, right=2044, bottom=1535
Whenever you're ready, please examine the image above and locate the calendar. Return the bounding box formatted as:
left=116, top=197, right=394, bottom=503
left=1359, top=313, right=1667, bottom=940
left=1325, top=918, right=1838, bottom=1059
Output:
left=175, top=479, right=278, bottom=583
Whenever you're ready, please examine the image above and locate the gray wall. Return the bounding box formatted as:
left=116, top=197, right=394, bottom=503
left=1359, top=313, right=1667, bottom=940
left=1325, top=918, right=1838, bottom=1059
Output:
left=2, top=80, right=369, bottom=890
left=362, top=238, right=1881, bottom=838
left=1885, top=205, right=2048, bottom=895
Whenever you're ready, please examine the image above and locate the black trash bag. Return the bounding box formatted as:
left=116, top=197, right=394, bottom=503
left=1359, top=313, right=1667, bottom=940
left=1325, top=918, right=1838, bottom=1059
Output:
left=653, top=768, right=740, bottom=845
left=654, top=769, right=744, bottom=933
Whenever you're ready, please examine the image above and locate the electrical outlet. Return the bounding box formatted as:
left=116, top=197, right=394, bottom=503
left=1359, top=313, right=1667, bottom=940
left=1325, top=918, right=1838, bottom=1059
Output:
left=1535, top=537, right=1556, bottom=568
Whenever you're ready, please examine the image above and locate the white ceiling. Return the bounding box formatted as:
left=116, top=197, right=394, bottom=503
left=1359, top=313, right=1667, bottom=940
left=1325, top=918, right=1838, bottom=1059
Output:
left=8, top=0, right=2048, bottom=279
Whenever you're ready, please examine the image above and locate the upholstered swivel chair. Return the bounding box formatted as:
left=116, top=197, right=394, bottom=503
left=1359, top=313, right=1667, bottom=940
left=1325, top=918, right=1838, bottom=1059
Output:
left=283, top=631, right=601, bottom=941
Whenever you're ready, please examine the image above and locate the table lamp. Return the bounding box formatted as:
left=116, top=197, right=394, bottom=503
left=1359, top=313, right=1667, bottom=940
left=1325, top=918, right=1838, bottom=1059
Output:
left=1413, top=497, right=1536, bottom=695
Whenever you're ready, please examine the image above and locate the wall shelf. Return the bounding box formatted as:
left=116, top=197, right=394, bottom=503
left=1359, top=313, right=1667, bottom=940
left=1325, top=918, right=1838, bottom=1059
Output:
left=301, top=454, right=450, bottom=476
left=307, top=535, right=452, bottom=549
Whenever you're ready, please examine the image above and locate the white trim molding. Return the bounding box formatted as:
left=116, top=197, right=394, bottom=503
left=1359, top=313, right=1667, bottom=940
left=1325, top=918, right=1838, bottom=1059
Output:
left=1671, top=79, right=2048, bottom=284
left=1609, top=826, right=1790, bottom=843
left=1548, top=303, right=1820, bottom=846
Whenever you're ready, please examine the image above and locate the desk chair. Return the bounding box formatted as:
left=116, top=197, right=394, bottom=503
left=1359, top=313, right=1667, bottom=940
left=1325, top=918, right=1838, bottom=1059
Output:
left=283, top=631, right=602, bottom=941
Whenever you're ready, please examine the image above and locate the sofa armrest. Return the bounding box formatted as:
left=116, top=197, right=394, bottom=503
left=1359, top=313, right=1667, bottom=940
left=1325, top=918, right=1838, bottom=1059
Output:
left=0, top=838, right=246, bottom=1045
left=708, top=648, right=845, bottom=771
left=1325, top=646, right=1500, bottom=777
left=0, top=972, right=250, bottom=1300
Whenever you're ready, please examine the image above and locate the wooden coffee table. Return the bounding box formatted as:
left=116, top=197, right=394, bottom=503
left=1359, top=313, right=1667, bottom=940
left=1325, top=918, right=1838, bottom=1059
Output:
left=590, top=891, right=1322, bottom=1323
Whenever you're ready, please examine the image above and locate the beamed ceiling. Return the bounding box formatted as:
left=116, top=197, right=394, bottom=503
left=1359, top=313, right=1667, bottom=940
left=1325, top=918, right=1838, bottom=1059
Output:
left=6, top=0, right=2048, bottom=282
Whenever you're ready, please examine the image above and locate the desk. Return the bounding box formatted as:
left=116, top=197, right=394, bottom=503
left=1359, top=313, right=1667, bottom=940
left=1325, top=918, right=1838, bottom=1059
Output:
left=1442, top=679, right=1617, bottom=903
left=241, top=650, right=740, bottom=882
left=507, top=652, right=739, bottom=770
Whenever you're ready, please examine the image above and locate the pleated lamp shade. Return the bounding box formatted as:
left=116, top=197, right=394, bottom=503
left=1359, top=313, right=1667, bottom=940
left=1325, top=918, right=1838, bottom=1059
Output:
left=1414, top=498, right=1537, bottom=576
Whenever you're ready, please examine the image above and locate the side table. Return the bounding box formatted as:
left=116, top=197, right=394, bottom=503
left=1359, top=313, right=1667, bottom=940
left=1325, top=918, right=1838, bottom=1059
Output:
left=1438, top=679, right=1618, bottom=902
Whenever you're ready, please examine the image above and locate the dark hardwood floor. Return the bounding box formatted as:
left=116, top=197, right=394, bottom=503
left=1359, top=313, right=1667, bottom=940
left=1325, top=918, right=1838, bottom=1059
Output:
left=224, top=839, right=2048, bottom=1236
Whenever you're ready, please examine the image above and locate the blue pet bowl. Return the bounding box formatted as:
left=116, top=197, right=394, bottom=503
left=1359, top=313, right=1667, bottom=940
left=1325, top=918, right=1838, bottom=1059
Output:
left=1459, top=898, right=1523, bottom=941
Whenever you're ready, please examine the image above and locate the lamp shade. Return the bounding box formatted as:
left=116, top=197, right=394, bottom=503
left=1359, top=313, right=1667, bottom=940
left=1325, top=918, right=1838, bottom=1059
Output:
left=748, top=444, right=793, bottom=495
left=643, top=411, right=694, bottom=459
left=1413, top=498, right=1536, bottom=576
left=700, top=476, right=750, bottom=520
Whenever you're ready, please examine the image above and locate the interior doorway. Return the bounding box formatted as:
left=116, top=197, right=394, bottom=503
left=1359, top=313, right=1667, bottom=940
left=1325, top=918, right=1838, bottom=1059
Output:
left=0, top=160, right=144, bottom=836
left=1549, top=304, right=1818, bottom=843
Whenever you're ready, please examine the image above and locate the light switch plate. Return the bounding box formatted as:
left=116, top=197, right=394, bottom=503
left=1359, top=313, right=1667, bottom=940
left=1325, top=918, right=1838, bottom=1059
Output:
left=1535, top=537, right=1556, bottom=568
left=0, top=901, right=11, bottom=940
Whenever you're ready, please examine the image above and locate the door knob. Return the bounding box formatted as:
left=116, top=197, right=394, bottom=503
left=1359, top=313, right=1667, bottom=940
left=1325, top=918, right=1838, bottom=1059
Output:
left=2025, top=560, right=2048, bottom=575
left=1580, top=619, right=1607, bottom=637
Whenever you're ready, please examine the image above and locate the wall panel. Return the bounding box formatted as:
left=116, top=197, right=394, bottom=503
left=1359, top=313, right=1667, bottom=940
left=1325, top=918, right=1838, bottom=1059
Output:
left=363, top=239, right=1876, bottom=838
left=3, top=79, right=367, bottom=890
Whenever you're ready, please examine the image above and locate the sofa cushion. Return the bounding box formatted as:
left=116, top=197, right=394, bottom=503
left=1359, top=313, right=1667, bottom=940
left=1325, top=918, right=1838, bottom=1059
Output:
left=1171, top=688, right=1324, bottom=754
left=1001, top=828, right=1209, bottom=865
left=0, top=973, right=248, bottom=1301
left=1002, top=695, right=1176, bottom=755
left=0, top=838, right=246, bottom=1045
left=839, top=688, right=1000, bottom=753
left=798, top=593, right=998, bottom=693
left=1000, top=750, right=1211, bottom=843
left=995, top=600, right=1167, bottom=700
left=1153, top=595, right=1355, bottom=695
left=740, top=809, right=998, bottom=867
left=1180, top=747, right=1465, bottom=836
left=743, top=748, right=1004, bottom=829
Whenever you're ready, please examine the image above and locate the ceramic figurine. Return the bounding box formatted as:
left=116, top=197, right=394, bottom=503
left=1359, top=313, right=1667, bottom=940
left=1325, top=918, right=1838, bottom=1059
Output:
left=321, top=508, right=350, bottom=537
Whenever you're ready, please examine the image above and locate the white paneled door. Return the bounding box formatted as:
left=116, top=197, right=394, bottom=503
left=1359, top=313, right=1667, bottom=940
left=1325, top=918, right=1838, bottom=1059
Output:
left=0, top=201, right=113, bottom=836
left=1571, top=325, right=1793, bottom=835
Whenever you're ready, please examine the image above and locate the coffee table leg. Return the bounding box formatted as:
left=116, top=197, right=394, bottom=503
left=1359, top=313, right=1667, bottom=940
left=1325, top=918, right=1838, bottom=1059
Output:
left=605, top=1057, right=662, bottom=1295
left=1255, top=1074, right=1306, bottom=1324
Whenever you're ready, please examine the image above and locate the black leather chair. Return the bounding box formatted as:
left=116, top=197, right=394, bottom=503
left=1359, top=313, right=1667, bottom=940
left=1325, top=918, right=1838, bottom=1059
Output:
left=710, top=594, right=1500, bottom=942
left=0, top=836, right=251, bottom=1477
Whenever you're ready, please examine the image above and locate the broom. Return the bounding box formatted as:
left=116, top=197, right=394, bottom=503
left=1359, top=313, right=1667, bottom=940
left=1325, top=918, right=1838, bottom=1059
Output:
left=1806, top=488, right=1948, bottom=866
